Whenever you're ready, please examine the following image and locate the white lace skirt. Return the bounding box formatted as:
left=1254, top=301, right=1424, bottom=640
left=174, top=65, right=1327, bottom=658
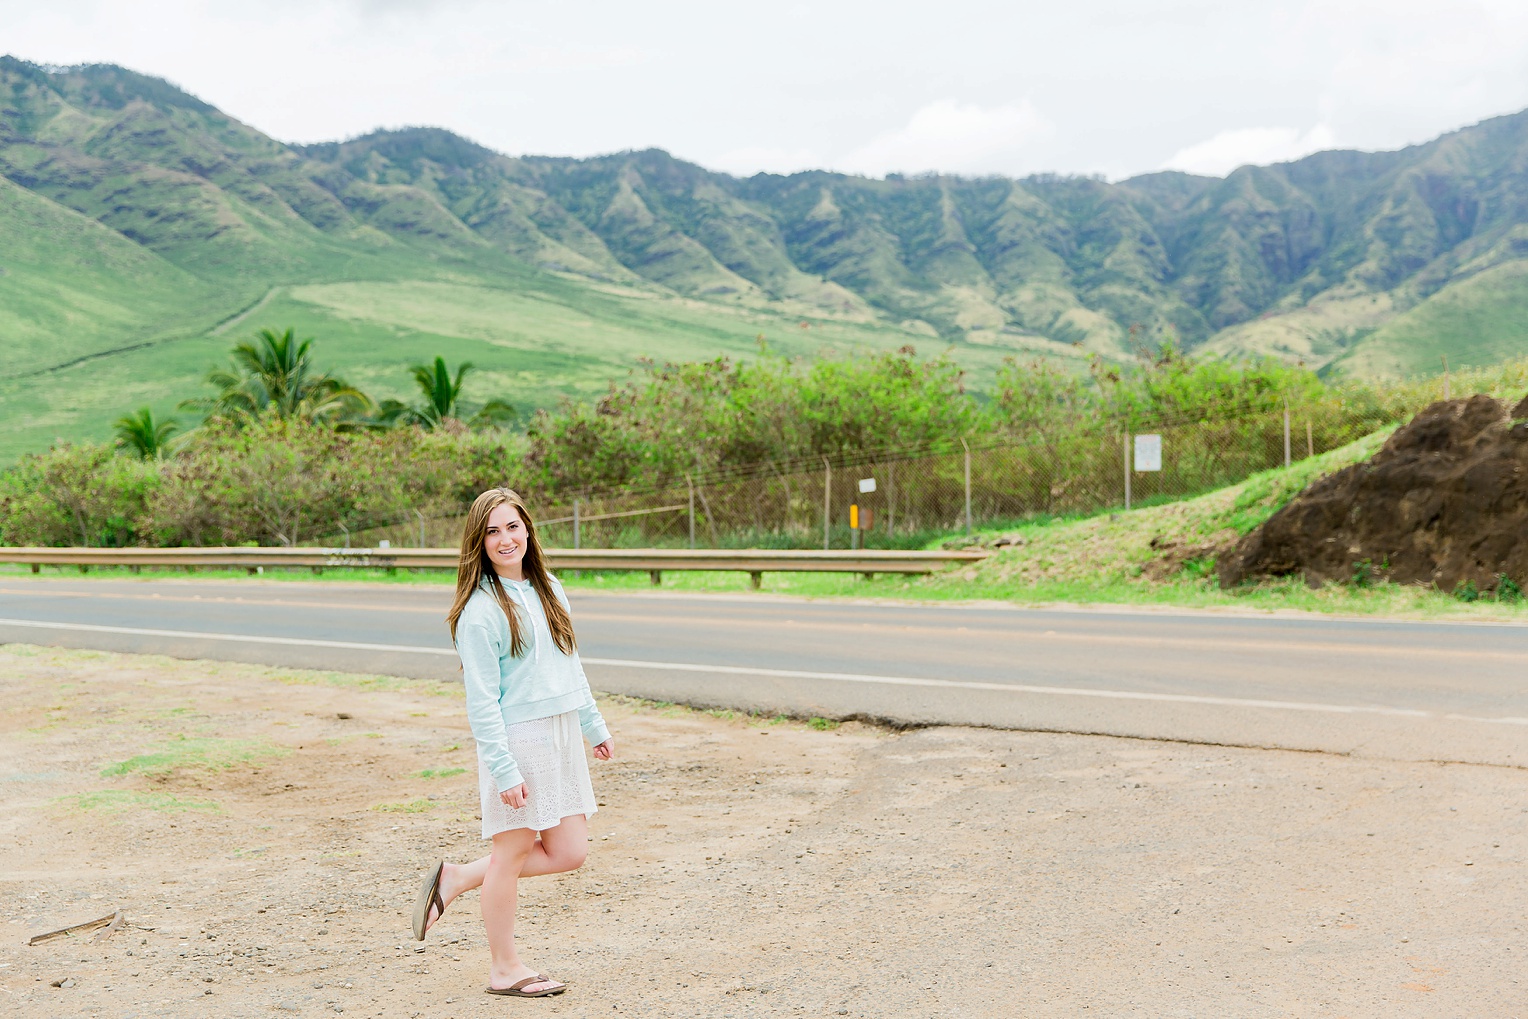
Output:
left=478, top=709, right=598, bottom=838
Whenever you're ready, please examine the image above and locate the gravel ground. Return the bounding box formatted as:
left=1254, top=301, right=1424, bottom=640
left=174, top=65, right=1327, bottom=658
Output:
left=0, top=644, right=1522, bottom=1018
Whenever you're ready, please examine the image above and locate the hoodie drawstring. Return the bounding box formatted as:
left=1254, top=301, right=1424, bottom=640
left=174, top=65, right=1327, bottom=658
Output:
left=499, top=580, right=541, bottom=668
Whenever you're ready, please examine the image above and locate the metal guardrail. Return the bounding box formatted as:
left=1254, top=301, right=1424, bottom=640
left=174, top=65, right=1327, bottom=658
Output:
left=0, top=546, right=987, bottom=588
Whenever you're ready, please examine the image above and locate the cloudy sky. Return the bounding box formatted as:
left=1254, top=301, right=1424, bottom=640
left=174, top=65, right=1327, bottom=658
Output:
left=5, top=0, right=1528, bottom=180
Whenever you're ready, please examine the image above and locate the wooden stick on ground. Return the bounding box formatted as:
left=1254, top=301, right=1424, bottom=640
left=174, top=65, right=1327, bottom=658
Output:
left=27, top=910, right=122, bottom=947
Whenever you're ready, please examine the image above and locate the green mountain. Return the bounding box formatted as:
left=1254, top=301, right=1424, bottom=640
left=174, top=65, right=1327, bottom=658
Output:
left=3, top=56, right=1528, bottom=460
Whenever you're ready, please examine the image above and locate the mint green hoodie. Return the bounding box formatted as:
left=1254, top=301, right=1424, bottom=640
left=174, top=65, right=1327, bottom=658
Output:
left=454, top=575, right=611, bottom=790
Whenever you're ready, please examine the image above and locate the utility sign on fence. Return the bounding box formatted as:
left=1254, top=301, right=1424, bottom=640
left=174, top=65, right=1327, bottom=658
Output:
left=1134, top=434, right=1162, bottom=472
left=858, top=478, right=877, bottom=493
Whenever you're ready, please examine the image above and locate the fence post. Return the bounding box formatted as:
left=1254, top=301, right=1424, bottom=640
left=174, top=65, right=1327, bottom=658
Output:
left=415, top=509, right=425, bottom=548
left=687, top=474, right=696, bottom=550
left=573, top=498, right=581, bottom=551
left=1306, top=420, right=1314, bottom=459
left=822, top=457, right=831, bottom=551
left=340, top=522, right=350, bottom=550
left=1123, top=431, right=1131, bottom=511
left=1442, top=355, right=1450, bottom=400
left=1283, top=401, right=1291, bottom=468
left=961, top=438, right=971, bottom=536
left=887, top=461, right=895, bottom=535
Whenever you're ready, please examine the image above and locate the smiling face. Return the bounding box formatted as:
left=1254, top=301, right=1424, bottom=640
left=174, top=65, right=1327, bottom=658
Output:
left=483, top=502, right=527, bottom=580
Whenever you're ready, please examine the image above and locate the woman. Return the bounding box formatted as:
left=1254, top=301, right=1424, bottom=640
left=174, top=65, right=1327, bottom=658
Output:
left=411, top=487, right=614, bottom=998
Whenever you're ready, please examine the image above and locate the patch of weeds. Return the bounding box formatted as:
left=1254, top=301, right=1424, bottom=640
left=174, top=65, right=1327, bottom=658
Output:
left=705, top=709, right=739, bottom=722
left=1179, top=557, right=1216, bottom=582
left=59, top=790, right=221, bottom=813
left=1497, top=574, right=1524, bottom=603
left=101, top=736, right=289, bottom=778
left=230, top=846, right=267, bottom=858
left=416, top=767, right=466, bottom=779
left=807, top=717, right=840, bottom=731
left=268, top=668, right=460, bottom=699
left=440, top=742, right=461, bottom=752
left=1455, top=579, right=1481, bottom=603
left=1351, top=559, right=1376, bottom=587
left=373, top=799, right=435, bottom=813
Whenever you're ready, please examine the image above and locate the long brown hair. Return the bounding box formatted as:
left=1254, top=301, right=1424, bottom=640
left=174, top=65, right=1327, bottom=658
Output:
left=447, top=488, right=576, bottom=656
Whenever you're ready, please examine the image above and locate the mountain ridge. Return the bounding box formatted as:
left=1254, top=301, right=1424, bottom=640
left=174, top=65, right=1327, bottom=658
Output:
left=3, top=56, right=1528, bottom=458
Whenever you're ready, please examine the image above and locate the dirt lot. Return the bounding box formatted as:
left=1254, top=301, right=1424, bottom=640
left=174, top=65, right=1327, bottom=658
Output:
left=0, top=645, right=1523, bottom=1018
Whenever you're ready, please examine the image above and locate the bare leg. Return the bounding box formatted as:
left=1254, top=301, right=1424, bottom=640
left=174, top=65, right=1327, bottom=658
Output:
left=480, top=829, right=562, bottom=994
left=424, top=814, right=588, bottom=932
left=425, top=856, right=490, bottom=932
left=518, top=814, right=590, bottom=878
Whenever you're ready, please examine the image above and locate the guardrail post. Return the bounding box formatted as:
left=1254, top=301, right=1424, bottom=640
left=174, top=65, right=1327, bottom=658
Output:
left=961, top=438, right=972, bottom=536
left=749, top=571, right=762, bottom=590
left=650, top=570, right=662, bottom=586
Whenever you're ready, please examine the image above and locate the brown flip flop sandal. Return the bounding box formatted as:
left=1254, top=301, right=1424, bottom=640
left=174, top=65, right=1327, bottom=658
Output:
left=486, top=974, right=568, bottom=997
left=411, top=861, right=445, bottom=941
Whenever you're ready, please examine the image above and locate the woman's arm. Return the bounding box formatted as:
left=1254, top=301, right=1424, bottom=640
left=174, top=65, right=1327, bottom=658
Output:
left=456, top=617, right=524, bottom=790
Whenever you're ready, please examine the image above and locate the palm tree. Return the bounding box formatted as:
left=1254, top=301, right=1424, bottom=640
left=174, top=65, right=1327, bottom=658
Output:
left=184, top=328, right=372, bottom=426
left=114, top=407, right=179, bottom=459
left=382, top=356, right=514, bottom=430
left=411, top=356, right=471, bottom=427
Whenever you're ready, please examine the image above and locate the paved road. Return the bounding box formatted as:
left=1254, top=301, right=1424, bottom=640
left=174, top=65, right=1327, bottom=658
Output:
left=1, top=576, right=1524, bottom=766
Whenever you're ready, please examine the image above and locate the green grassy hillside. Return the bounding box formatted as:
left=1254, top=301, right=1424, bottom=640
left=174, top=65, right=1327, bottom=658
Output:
left=0, top=174, right=227, bottom=373
left=1330, top=260, right=1528, bottom=377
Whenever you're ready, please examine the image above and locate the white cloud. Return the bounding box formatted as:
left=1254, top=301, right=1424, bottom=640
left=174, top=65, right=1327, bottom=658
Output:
left=1162, top=124, right=1337, bottom=177
left=831, top=99, right=1053, bottom=178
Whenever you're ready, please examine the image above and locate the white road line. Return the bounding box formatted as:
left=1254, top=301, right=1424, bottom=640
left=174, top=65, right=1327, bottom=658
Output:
left=0, top=617, right=455, bottom=657
left=0, top=615, right=1456, bottom=721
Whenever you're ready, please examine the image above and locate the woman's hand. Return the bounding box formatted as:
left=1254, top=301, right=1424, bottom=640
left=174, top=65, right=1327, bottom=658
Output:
left=500, top=783, right=528, bottom=808
left=592, top=739, right=614, bottom=761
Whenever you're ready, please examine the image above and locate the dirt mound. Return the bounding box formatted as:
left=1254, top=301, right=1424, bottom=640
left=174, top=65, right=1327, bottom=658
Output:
left=1219, top=395, right=1528, bottom=592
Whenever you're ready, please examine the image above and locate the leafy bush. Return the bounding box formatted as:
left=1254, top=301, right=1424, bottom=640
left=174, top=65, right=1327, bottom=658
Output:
left=0, top=443, right=160, bottom=546
left=525, top=348, right=976, bottom=490
left=143, top=415, right=521, bottom=546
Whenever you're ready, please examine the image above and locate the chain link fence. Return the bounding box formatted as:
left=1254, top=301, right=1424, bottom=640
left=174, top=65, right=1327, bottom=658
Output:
left=328, top=399, right=1388, bottom=551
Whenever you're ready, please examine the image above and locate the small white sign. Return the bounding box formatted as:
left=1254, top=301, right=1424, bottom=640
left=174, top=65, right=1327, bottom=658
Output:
left=1134, top=434, right=1162, bottom=472
left=858, top=478, right=877, bottom=493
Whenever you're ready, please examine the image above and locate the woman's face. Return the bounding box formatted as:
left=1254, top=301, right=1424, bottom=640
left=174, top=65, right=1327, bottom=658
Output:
left=483, top=502, right=527, bottom=576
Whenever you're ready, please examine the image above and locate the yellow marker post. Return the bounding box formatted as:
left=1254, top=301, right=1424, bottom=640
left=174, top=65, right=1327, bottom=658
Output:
left=849, top=504, right=859, bottom=530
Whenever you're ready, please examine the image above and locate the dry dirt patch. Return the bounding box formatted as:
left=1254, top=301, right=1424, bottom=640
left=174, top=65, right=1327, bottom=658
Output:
left=0, top=646, right=1523, bottom=1018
